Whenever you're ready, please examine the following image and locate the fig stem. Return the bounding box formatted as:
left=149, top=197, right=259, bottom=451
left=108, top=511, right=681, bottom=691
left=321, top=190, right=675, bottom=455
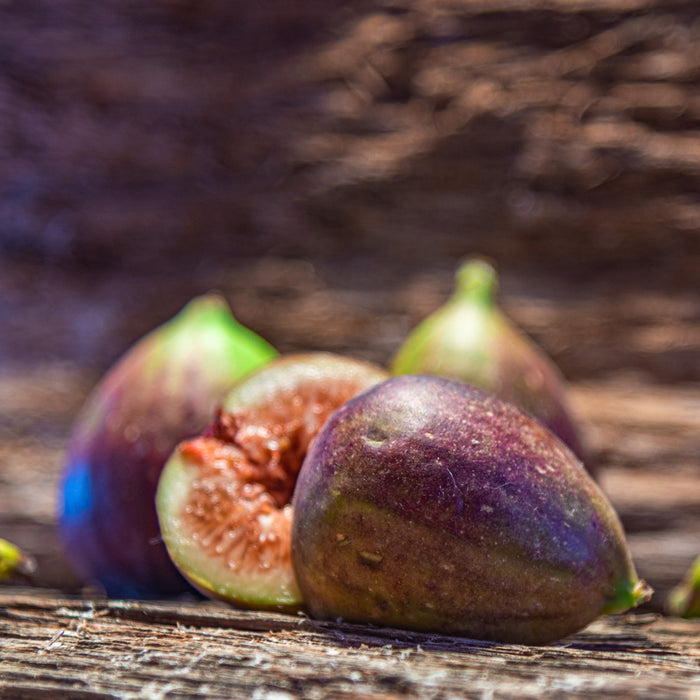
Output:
left=601, top=577, right=653, bottom=615
left=454, top=258, right=498, bottom=307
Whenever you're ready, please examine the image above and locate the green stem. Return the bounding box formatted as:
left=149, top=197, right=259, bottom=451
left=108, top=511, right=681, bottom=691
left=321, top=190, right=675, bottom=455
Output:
left=454, top=258, right=498, bottom=307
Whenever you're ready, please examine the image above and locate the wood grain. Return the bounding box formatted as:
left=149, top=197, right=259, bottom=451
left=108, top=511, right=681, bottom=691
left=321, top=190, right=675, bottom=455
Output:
left=1, top=593, right=699, bottom=699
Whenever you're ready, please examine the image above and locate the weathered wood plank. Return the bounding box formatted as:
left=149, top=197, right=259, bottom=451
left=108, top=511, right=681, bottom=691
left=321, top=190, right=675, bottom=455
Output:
left=0, top=593, right=699, bottom=699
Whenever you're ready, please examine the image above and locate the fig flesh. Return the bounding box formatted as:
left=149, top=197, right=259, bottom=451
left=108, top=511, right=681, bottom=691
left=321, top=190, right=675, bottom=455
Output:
left=156, top=352, right=388, bottom=610
left=291, top=375, right=651, bottom=644
left=59, top=294, right=277, bottom=598
left=392, top=258, right=590, bottom=469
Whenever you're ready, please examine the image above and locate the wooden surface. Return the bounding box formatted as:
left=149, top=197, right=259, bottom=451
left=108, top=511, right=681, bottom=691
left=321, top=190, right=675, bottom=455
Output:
left=0, top=1, right=699, bottom=290
left=1, top=593, right=699, bottom=699
left=1, top=287, right=698, bottom=698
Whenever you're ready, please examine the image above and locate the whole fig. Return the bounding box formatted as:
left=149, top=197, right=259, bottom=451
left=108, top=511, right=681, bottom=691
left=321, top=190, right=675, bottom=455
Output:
left=59, top=294, right=277, bottom=597
left=391, top=258, right=589, bottom=468
left=291, top=375, right=650, bottom=644
left=156, top=353, right=388, bottom=610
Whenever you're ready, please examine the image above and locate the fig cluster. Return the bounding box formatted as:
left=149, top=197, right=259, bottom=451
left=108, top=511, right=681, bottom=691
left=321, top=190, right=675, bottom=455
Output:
left=56, top=265, right=651, bottom=644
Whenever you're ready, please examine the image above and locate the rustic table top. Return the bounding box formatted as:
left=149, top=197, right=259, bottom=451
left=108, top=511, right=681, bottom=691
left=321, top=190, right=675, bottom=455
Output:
left=1, top=592, right=699, bottom=699
left=1, top=276, right=699, bottom=698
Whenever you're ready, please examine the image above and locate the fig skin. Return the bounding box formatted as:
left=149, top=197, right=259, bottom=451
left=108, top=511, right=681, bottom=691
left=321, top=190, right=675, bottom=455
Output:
left=291, top=375, right=651, bottom=645
left=668, top=555, right=700, bottom=618
left=0, top=537, right=36, bottom=581
left=156, top=352, right=388, bottom=611
left=391, top=258, right=590, bottom=471
left=59, top=294, right=277, bottom=598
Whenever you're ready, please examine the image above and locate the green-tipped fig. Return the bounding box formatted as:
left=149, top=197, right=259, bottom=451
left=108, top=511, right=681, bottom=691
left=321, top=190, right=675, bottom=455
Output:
left=291, top=375, right=650, bottom=644
left=668, top=555, right=700, bottom=618
left=59, top=294, right=277, bottom=598
left=156, top=352, right=388, bottom=610
left=0, top=538, right=36, bottom=581
left=392, top=258, right=590, bottom=469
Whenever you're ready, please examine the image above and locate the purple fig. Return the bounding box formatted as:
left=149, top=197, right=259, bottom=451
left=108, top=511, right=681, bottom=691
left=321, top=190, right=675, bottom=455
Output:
left=392, top=258, right=590, bottom=470
left=291, top=375, right=651, bottom=644
left=59, top=294, right=278, bottom=598
left=156, top=353, right=388, bottom=610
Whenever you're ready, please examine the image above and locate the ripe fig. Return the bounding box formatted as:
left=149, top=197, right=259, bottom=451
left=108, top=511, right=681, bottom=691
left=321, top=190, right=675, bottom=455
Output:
left=156, top=352, right=388, bottom=610
left=291, top=375, right=651, bottom=644
left=59, top=294, right=277, bottom=598
left=668, top=555, right=700, bottom=618
left=391, top=258, right=590, bottom=469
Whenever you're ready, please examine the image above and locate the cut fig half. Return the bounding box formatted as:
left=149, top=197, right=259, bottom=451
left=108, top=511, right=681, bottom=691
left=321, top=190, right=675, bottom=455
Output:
left=155, top=353, right=388, bottom=610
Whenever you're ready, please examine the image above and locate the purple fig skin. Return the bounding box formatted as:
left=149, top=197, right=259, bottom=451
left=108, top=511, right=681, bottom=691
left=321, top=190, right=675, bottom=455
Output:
left=491, top=321, right=587, bottom=466
left=291, top=375, right=650, bottom=644
left=59, top=295, right=277, bottom=598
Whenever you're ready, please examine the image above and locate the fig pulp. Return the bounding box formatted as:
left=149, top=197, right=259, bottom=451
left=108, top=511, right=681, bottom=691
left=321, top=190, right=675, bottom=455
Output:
left=59, top=294, right=277, bottom=598
left=291, top=375, right=651, bottom=644
left=156, top=352, right=388, bottom=610
left=391, top=258, right=590, bottom=469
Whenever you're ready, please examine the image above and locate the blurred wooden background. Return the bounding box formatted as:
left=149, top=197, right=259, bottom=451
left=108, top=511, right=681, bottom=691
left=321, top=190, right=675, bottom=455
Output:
left=1, top=0, right=698, bottom=612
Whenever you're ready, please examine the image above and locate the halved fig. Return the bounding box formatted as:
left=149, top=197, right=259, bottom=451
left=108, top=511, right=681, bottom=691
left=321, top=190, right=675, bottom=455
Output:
left=155, top=353, right=388, bottom=610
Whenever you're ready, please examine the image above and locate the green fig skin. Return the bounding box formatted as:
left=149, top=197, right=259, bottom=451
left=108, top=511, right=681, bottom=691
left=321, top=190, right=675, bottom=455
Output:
left=291, top=375, right=650, bottom=645
left=391, top=259, right=590, bottom=471
left=59, top=294, right=277, bottom=598
left=156, top=353, right=388, bottom=611
left=0, top=537, right=36, bottom=580
left=668, top=555, right=700, bottom=618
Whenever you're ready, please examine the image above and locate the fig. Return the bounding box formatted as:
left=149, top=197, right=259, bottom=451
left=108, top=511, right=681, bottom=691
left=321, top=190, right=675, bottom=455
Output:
left=59, top=294, right=277, bottom=598
left=155, top=352, right=388, bottom=610
left=668, top=555, right=700, bottom=618
left=291, top=375, right=651, bottom=644
left=0, top=537, right=36, bottom=581
left=391, top=258, right=589, bottom=468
